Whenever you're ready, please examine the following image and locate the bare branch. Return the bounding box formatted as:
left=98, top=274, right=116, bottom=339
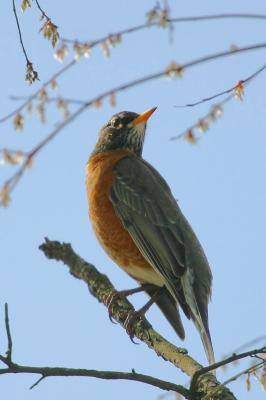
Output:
left=34, top=0, right=50, bottom=20
left=223, top=335, right=266, bottom=359
left=222, top=361, right=265, bottom=386
left=190, top=346, right=266, bottom=394
left=12, top=0, right=30, bottom=65
left=10, top=95, right=87, bottom=105
left=0, top=60, right=76, bottom=123
left=1, top=10, right=266, bottom=121
left=174, top=63, right=266, bottom=108
left=170, top=99, right=228, bottom=142
left=12, top=0, right=39, bottom=84
left=62, top=13, right=266, bottom=44
left=1, top=41, right=266, bottom=207
left=0, top=363, right=189, bottom=397
left=14, top=60, right=266, bottom=109
left=29, top=375, right=46, bottom=390
left=4, top=304, right=13, bottom=362
left=0, top=309, right=189, bottom=398
left=169, top=63, right=266, bottom=142
left=39, top=238, right=236, bottom=400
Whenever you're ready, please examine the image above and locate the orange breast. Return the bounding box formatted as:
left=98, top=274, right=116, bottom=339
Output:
left=86, top=150, right=163, bottom=286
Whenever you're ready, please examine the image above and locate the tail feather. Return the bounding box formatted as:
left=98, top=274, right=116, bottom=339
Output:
left=179, top=273, right=215, bottom=367
left=144, top=283, right=215, bottom=368
left=144, top=285, right=185, bottom=340
left=192, top=315, right=215, bottom=366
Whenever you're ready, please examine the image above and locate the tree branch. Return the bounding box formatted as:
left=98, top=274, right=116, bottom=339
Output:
left=0, top=302, right=188, bottom=396
left=2, top=11, right=266, bottom=122
left=0, top=362, right=188, bottom=397
left=12, top=0, right=39, bottom=84
left=0, top=60, right=76, bottom=123
left=34, top=0, right=50, bottom=21
left=61, top=13, right=266, bottom=44
left=4, top=304, right=13, bottom=362
left=168, top=62, right=266, bottom=143
left=39, top=238, right=237, bottom=400
left=12, top=0, right=30, bottom=65
left=222, top=335, right=266, bottom=359
left=222, top=361, right=265, bottom=387
left=2, top=41, right=266, bottom=207
left=190, top=346, right=266, bottom=394
left=174, top=63, right=266, bottom=108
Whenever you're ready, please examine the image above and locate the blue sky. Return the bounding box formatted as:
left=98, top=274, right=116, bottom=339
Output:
left=1, top=1, right=266, bottom=399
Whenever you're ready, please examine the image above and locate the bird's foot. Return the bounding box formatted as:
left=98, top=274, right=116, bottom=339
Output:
left=124, top=309, right=144, bottom=343
left=124, top=287, right=165, bottom=342
left=104, top=290, right=124, bottom=323
left=103, top=284, right=155, bottom=325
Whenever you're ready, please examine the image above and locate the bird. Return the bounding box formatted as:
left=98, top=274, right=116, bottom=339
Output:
left=86, top=107, right=215, bottom=365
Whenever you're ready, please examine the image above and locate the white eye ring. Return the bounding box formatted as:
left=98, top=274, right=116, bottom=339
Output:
left=110, top=117, right=123, bottom=129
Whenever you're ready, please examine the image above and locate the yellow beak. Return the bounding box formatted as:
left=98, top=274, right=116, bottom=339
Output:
left=130, top=107, right=157, bottom=126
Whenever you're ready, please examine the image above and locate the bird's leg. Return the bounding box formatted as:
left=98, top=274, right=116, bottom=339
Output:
left=124, top=287, right=165, bottom=341
left=104, top=284, right=156, bottom=323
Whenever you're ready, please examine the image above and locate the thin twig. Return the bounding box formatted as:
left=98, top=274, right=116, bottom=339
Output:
left=169, top=13, right=266, bottom=23
left=169, top=62, right=266, bottom=142
left=0, top=60, right=76, bottom=123
left=34, top=0, right=49, bottom=20
left=1, top=42, right=266, bottom=204
left=12, top=0, right=30, bottom=64
left=29, top=375, right=46, bottom=389
left=6, top=13, right=251, bottom=122
left=223, top=335, right=266, bottom=359
left=1, top=10, right=266, bottom=122
left=175, top=63, right=266, bottom=107
left=182, top=43, right=266, bottom=69
left=62, top=13, right=266, bottom=44
left=190, top=345, right=266, bottom=392
left=4, top=304, right=13, bottom=362
left=170, top=93, right=233, bottom=141
left=10, top=95, right=87, bottom=105
left=222, top=361, right=265, bottom=386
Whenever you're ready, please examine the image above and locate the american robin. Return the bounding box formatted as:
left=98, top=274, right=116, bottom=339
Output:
left=86, top=107, right=214, bottom=365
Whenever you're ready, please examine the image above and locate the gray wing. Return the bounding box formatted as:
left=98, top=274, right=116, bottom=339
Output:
left=110, top=155, right=214, bottom=364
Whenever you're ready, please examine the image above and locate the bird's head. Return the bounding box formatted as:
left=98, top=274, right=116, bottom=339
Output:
left=92, top=107, right=157, bottom=157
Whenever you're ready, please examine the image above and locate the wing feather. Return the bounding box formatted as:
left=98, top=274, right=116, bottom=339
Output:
left=110, top=155, right=214, bottom=364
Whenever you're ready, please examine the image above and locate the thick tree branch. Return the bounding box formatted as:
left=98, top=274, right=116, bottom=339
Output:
left=39, top=238, right=237, bottom=400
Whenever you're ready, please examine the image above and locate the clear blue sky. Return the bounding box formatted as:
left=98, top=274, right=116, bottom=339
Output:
left=1, top=1, right=266, bottom=399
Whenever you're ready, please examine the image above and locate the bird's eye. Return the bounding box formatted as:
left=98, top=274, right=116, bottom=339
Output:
left=110, top=117, right=123, bottom=129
